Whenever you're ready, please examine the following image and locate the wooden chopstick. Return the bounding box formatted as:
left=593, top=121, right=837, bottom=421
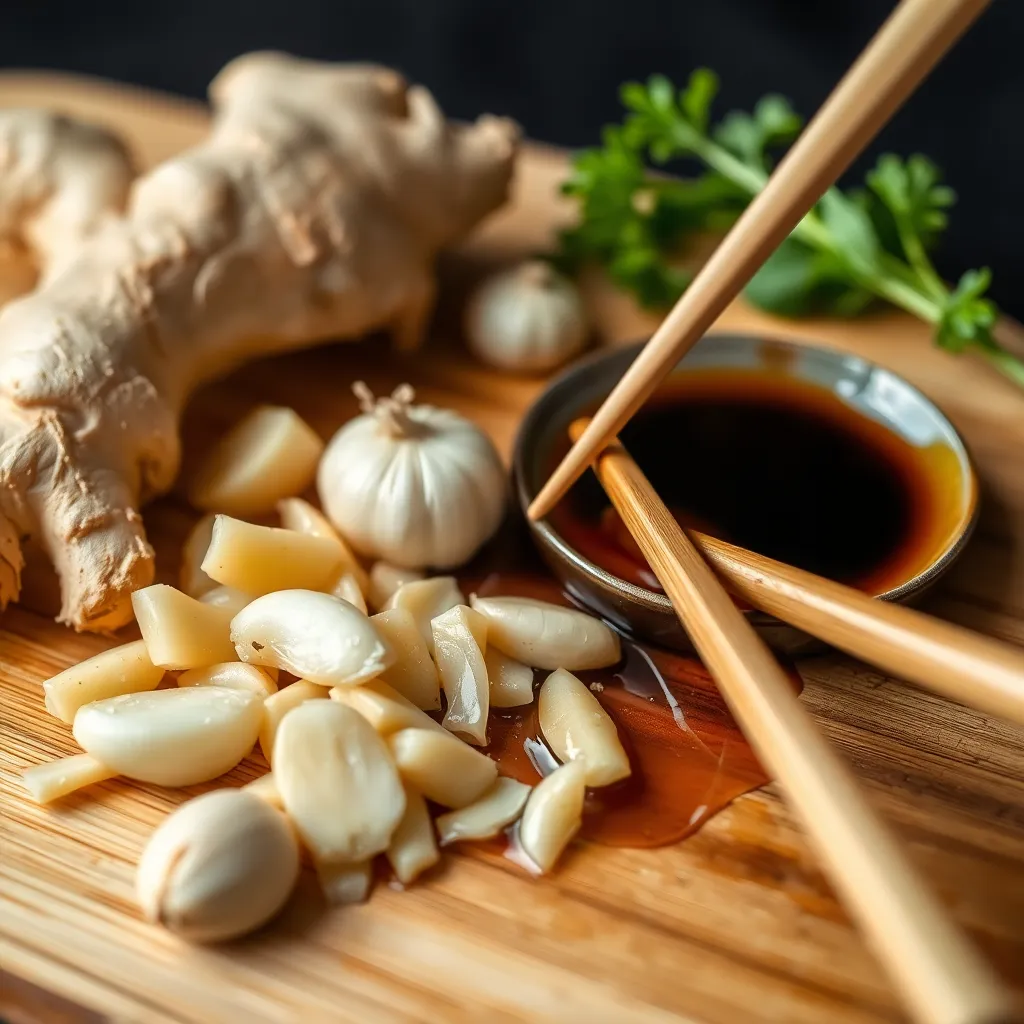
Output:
left=574, top=424, right=1017, bottom=1024
left=528, top=0, right=992, bottom=522
left=681, top=530, right=1024, bottom=727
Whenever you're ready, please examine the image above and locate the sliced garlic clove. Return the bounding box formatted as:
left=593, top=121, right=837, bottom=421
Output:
left=178, top=662, right=278, bottom=700
left=330, top=572, right=367, bottom=614
left=329, top=678, right=447, bottom=737
left=369, top=562, right=424, bottom=611
left=384, top=576, right=465, bottom=654
left=316, top=859, right=373, bottom=905
left=371, top=607, right=440, bottom=710
left=432, top=605, right=489, bottom=745
left=136, top=789, right=300, bottom=942
left=517, top=758, right=588, bottom=874
left=259, top=679, right=328, bottom=763
left=72, top=687, right=263, bottom=787
left=277, top=496, right=370, bottom=593
left=22, top=753, right=117, bottom=804
left=180, top=514, right=218, bottom=598
left=538, top=668, right=630, bottom=787
left=243, top=772, right=283, bottom=809
left=274, top=701, right=406, bottom=863
left=389, top=728, right=497, bottom=808
left=43, top=639, right=164, bottom=724
left=485, top=648, right=535, bottom=708
left=387, top=787, right=439, bottom=885
left=188, top=405, right=324, bottom=517
left=231, top=589, right=391, bottom=688
left=202, top=515, right=345, bottom=597
left=469, top=595, right=620, bottom=670
left=132, top=584, right=237, bottom=670
left=198, top=585, right=253, bottom=615
left=435, top=777, right=531, bottom=846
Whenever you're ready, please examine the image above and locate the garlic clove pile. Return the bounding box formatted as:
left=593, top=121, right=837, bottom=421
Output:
left=432, top=604, right=490, bottom=745
left=72, top=687, right=263, bottom=787
left=230, top=589, right=391, bottom=688
left=469, top=594, right=621, bottom=671
left=177, top=661, right=278, bottom=700
left=370, top=607, right=440, bottom=710
left=317, top=383, right=507, bottom=570
left=136, top=789, right=299, bottom=942
left=464, top=260, right=588, bottom=374
left=435, top=777, right=532, bottom=846
left=389, top=727, right=497, bottom=809
left=517, top=758, right=588, bottom=874
left=384, top=576, right=465, bottom=654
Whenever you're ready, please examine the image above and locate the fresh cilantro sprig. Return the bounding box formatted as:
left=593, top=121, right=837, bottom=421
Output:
left=553, top=71, right=1024, bottom=389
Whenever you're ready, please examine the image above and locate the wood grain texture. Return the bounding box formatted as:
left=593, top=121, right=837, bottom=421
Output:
left=0, top=73, right=1022, bottom=1024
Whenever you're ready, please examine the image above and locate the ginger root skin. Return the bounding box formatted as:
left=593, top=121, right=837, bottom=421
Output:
left=0, top=52, right=519, bottom=632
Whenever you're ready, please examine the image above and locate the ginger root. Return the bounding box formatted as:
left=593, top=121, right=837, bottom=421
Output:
left=0, top=52, right=518, bottom=631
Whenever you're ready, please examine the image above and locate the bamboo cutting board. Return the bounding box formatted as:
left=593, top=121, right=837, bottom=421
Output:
left=1, top=74, right=1023, bottom=1024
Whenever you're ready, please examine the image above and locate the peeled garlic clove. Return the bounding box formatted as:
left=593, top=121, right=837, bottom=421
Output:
left=43, top=640, right=164, bottom=724
left=329, top=678, right=447, bottom=737
left=331, top=572, right=367, bottom=614
left=198, top=585, right=253, bottom=615
left=178, top=662, right=278, bottom=700
left=259, top=679, right=328, bottom=763
left=317, top=859, right=373, bottom=905
left=384, top=576, right=465, bottom=654
left=518, top=758, right=588, bottom=874
left=435, top=777, right=531, bottom=846
left=387, top=787, right=438, bottom=885
left=136, top=789, right=299, bottom=942
left=538, top=668, right=630, bottom=787
left=485, top=648, right=534, bottom=708
left=73, top=687, right=262, bottom=786
left=22, top=753, right=117, bottom=804
left=202, top=516, right=344, bottom=597
left=231, top=589, right=391, bottom=688
left=189, top=405, right=324, bottom=516
left=371, top=607, right=440, bottom=710
left=469, top=595, right=620, bottom=670
left=180, top=514, right=218, bottom=598
left=369, top=562, right=424, bottom=611
left=132, top=584, right=237, bottom=670
left=389, top=728, right=497, bottom=808
left=274, top=701, right=406, bottom=863
left=432, top=605, right=489, bottom=745
left=243, top=772, right=283, bottom=809
left=278, top=497, right=370, bottom=594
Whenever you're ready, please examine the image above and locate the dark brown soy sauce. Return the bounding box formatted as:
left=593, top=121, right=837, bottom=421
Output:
left=548, top=370, right=957, bottom=596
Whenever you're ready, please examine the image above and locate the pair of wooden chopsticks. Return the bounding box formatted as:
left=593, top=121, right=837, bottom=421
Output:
left=539, top=0, right=1023, bottom=1021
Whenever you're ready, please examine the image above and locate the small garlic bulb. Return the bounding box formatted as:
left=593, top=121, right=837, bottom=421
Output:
left=465, top=260, right=588, bottom=373
left=318, top=383, right=506, bottom=570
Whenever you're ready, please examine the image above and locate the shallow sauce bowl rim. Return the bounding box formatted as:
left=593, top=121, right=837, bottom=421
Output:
left=512, top=333, right=980, bottom=622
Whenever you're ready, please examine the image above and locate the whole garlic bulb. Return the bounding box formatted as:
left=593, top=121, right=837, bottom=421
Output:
left=465, top=260, right=588, bottom=373
left=318, top=383, right=506, bottom=570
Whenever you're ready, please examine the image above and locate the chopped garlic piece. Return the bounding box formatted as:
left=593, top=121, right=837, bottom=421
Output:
left=180, top=514, right=218, bottom=598
left=389, top=728, right=497, bottom=808
left=485, top=648, right=534, bottom=708
left=435, top=777, right=531, bottom=846
left=72, top=687, right=262, bottom=787
left=43, top=640, right=164, bottom=724
left=178, top=662, right=278, bottom=700
left=369, top=562, right=424, bottom=610
left=231, top=589, right=391, bottom=688
left=387, top=788, right=439, bottom=885
left=274, top=701, right=406, bottom=863
left=189, top=405, right=323, bottom=516
left=317, top=859, right=373, bottom=905
left=277, top=497, right=369, bottom=593
left=259, top=680, right=328, bottom=763
left=371, top=607, right=440, bottom=710
left=329, top=678, right=447, bottom=736
left=132, top=584, right=236, bottom=670
left=384, top=577, right=465, bottom=653
left=432, top=605, right=489, bottom=745
left=22, top=753, right=117, bottom=804
left=518, top=758, right=588, bottom=873
left=538, top=668, right=630, bottom=787
left=202, top=516, right=344, bottom=596
left=470, top=595, right=620, bottom=670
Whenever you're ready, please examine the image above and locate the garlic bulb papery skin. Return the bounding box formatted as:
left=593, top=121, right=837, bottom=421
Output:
left=317, top=384, right=507, bottom=571
left=465, top=261, right=588, bottom=374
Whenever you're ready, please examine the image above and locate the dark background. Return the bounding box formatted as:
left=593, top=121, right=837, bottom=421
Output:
left=2, top=0, right=1021, bottom=315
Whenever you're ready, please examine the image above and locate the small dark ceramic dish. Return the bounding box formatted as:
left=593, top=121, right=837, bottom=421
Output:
left=513, top=333, right=979, bottom=655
